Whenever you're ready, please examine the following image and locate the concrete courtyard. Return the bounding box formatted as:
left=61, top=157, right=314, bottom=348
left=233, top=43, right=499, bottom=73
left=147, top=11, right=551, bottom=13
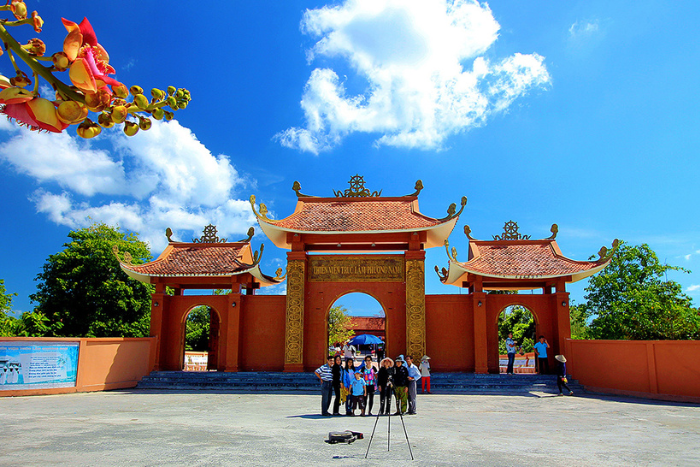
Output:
left=1, top=389, right=698, bottom=466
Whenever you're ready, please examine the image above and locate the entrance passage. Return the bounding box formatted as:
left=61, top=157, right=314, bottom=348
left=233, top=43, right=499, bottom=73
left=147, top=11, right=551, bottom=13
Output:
left=183, top=305, right=220, bottom=371
left=329, top=293, right=386, bottom=363
left=497, top=305, right=536, bottom=374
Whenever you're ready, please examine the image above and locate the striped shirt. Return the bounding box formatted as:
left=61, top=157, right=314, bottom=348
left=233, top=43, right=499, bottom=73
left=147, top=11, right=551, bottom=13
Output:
left=315, top=364, right=333, bottom=381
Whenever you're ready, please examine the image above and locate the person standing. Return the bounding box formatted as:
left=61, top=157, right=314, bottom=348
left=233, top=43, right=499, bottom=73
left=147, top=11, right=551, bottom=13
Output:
left=419, top=355, right=431, bottom=394
left=314, top=356, right=335, bottom=416
left=343, top=358, right=357, bottom=415
left=405, top=355, right=421, bottom=415
left=505, top=332, right=518, bottom=375
left=393, top=356, right=409, bottom=415
left=331, top=355, right=343, bottom=415
left=377, top=357, right=394, bottom=415
left=359, top=356, right=377, bottom=415
left=342, top=341, right=356, bottom=361
left=533, top=335, right=550, bottom=374
left=350, top=371, right=368, bottom=416
left=555, top=355, right=574, bottom=396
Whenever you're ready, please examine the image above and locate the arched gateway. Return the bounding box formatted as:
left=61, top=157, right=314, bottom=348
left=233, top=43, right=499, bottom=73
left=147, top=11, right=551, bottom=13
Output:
left=116, top=176, right=617, bottom=374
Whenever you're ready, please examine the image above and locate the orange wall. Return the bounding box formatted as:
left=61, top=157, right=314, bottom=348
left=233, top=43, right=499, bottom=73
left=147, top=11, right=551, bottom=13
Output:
left=240, top=295, right=286, bottom=371
left=565, top=339, right=700, bottom=402
left=426, top=295, right=474, bottom=371
left=0, top=337, right=156, bottom=397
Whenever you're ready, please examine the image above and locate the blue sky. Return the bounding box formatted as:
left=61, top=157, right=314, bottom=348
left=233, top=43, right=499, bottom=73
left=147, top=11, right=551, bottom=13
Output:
left=1, top=0, right=698, bottom=316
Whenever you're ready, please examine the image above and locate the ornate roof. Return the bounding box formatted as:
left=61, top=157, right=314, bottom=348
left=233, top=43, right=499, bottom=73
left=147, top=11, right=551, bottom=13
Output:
left=437, top=221, right=618, bottom=288
left=251, top=176, right=466, bottom=249
left=114, top=226, right=284, bottom=286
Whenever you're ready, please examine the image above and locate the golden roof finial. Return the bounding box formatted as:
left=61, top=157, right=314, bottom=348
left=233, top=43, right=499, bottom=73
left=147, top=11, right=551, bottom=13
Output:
left=546, top=224, right=558, bottom=240
left=464, top=225, right=476, bottom=240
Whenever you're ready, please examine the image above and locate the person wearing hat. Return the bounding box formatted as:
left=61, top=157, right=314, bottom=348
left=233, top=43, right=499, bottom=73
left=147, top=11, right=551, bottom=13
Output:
left=393, top=355, right=409, bottom=415
left=419, top=355, right=431, bottom=394
left=555, top=355, right=573, bottom=396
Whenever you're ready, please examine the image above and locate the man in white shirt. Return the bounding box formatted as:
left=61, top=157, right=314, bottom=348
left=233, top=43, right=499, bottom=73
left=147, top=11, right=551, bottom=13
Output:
left=342, top=342, right=356, bottom=360
left=405, top=355, right=421, bottom=415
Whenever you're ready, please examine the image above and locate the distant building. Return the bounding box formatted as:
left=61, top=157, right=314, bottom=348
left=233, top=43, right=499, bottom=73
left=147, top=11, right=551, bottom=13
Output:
left=347, top=316, right=385, bottom=340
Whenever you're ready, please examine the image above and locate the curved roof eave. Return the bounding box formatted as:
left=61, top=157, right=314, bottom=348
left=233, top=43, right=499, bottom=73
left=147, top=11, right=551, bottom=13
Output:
left=118, top=262, right=283, bottom=287
left=257, top=216, right=459, bottom=250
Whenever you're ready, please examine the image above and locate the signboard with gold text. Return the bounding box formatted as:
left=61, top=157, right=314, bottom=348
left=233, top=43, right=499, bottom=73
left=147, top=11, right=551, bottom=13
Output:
left=308, top=256, right=405, bottom=282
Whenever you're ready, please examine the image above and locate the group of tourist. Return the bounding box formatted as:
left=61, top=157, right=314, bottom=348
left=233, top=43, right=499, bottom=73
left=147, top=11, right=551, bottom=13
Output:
left=505, top=332, right=573, bottom=396
left=315, top=353, right=432, bottom=416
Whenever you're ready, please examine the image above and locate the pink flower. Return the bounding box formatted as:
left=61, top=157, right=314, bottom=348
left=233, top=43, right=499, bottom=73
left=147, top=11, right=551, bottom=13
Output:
left=62, top=18, right=121, bottom=94
left=2, top=97, right=69, bottom=133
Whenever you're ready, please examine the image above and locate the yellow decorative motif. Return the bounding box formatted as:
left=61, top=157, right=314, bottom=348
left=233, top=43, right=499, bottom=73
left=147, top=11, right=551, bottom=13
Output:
left=493, top=221, right=530, bottom=241
left=434, top=265, right=448, bottom=282
left=405, top=259, right=426, bottom=360
left=111, top=245, right=133, bottom=265
left=443, top=240, right=458, bottom=261
left=238, top=227, right=255, bottom=243
left=439, top=196, right=468, bottom=221
left=464, top=225, right=476, bottom=240
left=597, top=239, right=620, bottom=262
left=192, top=224, right=227, bottom=243
left=252, top=244, right=264, bottom=265
left=274, top=267, right=287, bottom=281
left=284, top=260, right=305, bottom=365
left=405, top=180, right=424, bottom=197
left=165, top=227, right=174, bottom=242
left=333, top=174, right=382, bottom=198
left=249, top=195, right=272, bottom=220
left=292, top=181, right=314, bottom=198
left=546, top=224, right=558, bottom=240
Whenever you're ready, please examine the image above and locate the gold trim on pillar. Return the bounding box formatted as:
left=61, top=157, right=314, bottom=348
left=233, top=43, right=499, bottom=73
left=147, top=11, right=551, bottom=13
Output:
left=405, top=259, right=426, bottom=359
left=285, top=260, right=305, bottom=366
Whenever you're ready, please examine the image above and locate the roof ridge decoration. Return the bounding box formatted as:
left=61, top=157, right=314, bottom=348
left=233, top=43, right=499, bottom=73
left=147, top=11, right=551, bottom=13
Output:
left=193, top=224, right=227, bottom=243
left=597, top=239, right=620, bottom=262
left=238, top=227, right=255, bottom=243
left=443, top=239, right=458, bottom=261
left=166, top=227, right=174, bottom=242
left=112, top=244, right=133, bottom=265
left=249, top=195, right=271, bottom=220
left=405, top=180, right=424, bottom=197
left=333, top=174, right=382, bottom=198
left=464, top=225, right=476, bottom=240
left=546, top=224, right=558, bottom=240
left=438, top=196, right=468, bottom=222
left=292, top=181, right=315, bottom=198
left=493, top=221, right=530, bottom=241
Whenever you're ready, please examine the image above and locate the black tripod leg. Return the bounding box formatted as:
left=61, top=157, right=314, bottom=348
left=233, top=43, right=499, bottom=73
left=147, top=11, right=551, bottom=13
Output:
left=397, top=412, right=414, bottom=461
left=388, top=409, right=391, bottom=451
left=364, top=411, right=382, bottom=459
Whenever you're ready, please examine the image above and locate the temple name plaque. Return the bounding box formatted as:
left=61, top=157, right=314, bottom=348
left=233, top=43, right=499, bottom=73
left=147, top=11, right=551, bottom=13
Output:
left=309, top=257, right=405, bottom=282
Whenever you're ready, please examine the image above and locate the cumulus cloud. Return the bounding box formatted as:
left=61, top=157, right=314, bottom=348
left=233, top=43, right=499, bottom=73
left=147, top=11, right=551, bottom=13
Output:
left=277, top=0, right=550, bottom=154
left=0, top=119, right=256, bottom=252
left=687, top=284, right=700, bottom=293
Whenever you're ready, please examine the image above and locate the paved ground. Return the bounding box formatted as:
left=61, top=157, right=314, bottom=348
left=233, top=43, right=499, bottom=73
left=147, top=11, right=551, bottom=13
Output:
left=1, top=389, right=698, bottom=466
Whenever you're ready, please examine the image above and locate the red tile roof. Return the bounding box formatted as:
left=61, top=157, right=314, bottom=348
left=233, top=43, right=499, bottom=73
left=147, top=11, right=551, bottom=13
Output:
left=460, top=241, right=602, bottom=278
left=124, top=243, right=252, bottom=277
left=348, top=317, right=385, bottom=332
left=266, top=198, right=444, bottom=232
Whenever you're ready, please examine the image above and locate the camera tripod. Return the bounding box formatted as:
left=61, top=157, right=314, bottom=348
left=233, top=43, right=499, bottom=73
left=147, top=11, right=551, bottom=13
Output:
left=364, top=389, right=414, bottom=460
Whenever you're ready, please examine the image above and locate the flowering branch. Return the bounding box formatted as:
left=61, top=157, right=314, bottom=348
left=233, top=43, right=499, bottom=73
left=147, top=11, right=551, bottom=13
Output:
left=0, top=0, right=191, bottom=138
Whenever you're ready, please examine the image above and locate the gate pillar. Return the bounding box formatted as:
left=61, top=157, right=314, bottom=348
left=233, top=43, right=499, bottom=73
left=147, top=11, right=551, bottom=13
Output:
left=284, top=252, right=306, bottom=372
left=405, top=251, right=426, bottom=359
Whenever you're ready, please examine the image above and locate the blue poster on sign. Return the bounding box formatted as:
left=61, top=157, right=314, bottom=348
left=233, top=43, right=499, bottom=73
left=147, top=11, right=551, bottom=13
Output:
left=0, top=342, right=79, bottom=390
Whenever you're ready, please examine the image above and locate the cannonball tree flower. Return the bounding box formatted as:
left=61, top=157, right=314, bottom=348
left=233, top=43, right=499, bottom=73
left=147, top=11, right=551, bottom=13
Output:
left=2, top=97, right=68, bottom=132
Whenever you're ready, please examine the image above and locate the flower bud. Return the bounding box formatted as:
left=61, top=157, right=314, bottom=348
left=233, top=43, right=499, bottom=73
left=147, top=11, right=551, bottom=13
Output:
left=56, top=100, right=88, bottom=124
left=0, top=86, right=34, bottom=104
left=23, top=38, right=46, bottom=57
left=111, top=105, right=128, bottom=124
left=139, top=117, right=152, bottom=131
left=84, top=89, right=111, bottom=112
left=133, top=94, right=149, bottom=110
left=77, top=119, right=101, bottom=139
left=164, top=111, right=174, bottom=121
left=177, top=100, right=188, bottom=109
left=98, top=112, right=115, bottom=128
left=10, top=71, right=31, bottom=88
left=129, top=85, right=143, bottom=96
left=166, top=96, right=177, bottom=108
left=52, top=52, right=70, bottom=72
left=123, top=121, right=139, bottom=136
left=151, top=88, right=164, bottom=100
left=151, top=108, right=164, bottom=120
left=10, top=1, right=27, bottom=20
left=31, top=11, right=43, bottom=33
left=112, top=83, right=129, bottom=99
left=167, top=86, right=176, bottom=95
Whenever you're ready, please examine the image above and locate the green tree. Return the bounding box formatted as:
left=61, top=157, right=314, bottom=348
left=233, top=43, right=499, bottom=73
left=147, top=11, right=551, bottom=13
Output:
left=0, top=279, right=19, bottom=336
left=578, top=241, right=699, bottom=340
left=30, top=222, right=153, bottom=338
left=498, top=305, right=536, bottom=354
left=569, top=303, right=589, bottom=340
left=328, top=305, right=355, bottom=347
left=185, top=306, right=211, bottom=351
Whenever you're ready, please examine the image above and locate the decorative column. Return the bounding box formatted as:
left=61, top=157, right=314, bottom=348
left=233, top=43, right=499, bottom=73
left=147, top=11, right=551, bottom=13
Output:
left=405, top=253, right=426, bottom=360
left=284, top=254, right=306, bottom=372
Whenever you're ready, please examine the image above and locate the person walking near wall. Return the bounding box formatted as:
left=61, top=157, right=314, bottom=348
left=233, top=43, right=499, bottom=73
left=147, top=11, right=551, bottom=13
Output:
left=315, top=356, right=335, bottom=416
left=534, top=336, right=550, bottom=374
left=393, top=356, right=409, bottom=415
left=555, top=355, right=574, bottom=396
left=419, top=355, right=431, bottom=393
left=405, top=355, right=421, bottom=415
left=377, top=357, right=394, bottom=415
left=505, top=332, right=518, bottom=375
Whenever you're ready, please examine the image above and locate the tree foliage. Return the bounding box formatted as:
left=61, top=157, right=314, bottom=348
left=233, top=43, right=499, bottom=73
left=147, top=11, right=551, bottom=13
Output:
left=185, top=306, right=211, bottom=351
left=30, top=222, right=153, bottom=338
left=498, top=305, right=536, bottom=354
left=576, top=241, right=699, bottom=340
left=328, top=305, right=355, bottom=347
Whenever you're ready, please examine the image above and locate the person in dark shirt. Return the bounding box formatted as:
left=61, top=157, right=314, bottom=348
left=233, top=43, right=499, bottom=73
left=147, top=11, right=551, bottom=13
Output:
left=555, top=355, right=574, bottom=396
left=393, top=355, right=410, bottom=415
left=377, top=357, right=394, bottom=415
left=332, top=355, right=342, bottom=415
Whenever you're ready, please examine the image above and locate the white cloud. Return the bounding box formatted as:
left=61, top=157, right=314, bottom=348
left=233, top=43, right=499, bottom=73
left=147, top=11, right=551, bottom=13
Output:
left=1, top=119, right=257, bottom=252
left=569, top=20, right=600, bottom=37
left=277, top=0, right=550, bottom=153
left=687, top=285, right=700, bottom=293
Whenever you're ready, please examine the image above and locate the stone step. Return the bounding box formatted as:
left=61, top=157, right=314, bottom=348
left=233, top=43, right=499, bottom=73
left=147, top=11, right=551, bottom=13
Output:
left=136, top=371, right=582, bottom=394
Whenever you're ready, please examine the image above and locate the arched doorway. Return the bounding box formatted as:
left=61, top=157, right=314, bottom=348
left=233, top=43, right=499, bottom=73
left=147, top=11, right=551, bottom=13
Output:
left=497, top=304, right=537, bottom=374
left=328, top=292, right=386, bottom=364
left=182, top=305, right=221, bottom=371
